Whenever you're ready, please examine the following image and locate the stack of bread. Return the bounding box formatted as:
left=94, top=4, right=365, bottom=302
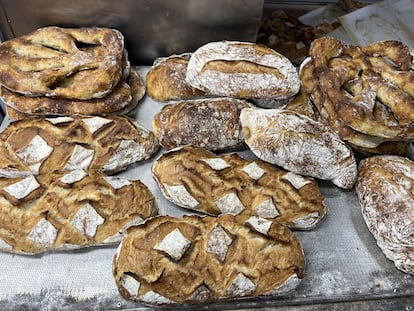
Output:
left=0, top=26, right=160, bottom=255
left=0, top=26, right=145, bottom=120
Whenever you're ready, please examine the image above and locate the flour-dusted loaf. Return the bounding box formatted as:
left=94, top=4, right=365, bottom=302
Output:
left=0, top=115, right=159, bottom=176
left=0, top=170, right=157, bottom=254
left=153, top=97, right=251, bottom=151
left=356, top=155, right=414, bottom=275
left=240, top=107, right=357, bottom=189
left=146, top=53, right=206, bottom=101
left=152, top=145, right=327, bottom=230
left=186, top=41, right=300, bottom=101
left=113, top=214, right=305, bottom=306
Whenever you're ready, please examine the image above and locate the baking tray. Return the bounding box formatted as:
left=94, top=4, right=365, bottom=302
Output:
left=0, top=66, right=412, bottom=311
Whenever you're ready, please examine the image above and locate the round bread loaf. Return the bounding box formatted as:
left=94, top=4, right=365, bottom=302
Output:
left=356, top=155, right=414, bottom=275
left=186, top=41, right=300, bottom=100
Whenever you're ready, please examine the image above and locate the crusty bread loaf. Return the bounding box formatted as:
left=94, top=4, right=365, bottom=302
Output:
left=0, top=170, right=157, bottom=254
left=153, top=97, right=251, bottom=151
left=240, top=107, right=357, bottom=189
left=146, top=53, right=206, bottom=101
left=152, top=145, right=327, bottom=230
left=0, top=115, right=159, bottom=176
left=186, top=41, right=300, bottom=101
left=356, top=155, right=414, bottom=275
left=1, top=69, right=145, bottom=119
left=113, top=214, right=305, bottom=306
left=0, top=26, right=124, bottom=99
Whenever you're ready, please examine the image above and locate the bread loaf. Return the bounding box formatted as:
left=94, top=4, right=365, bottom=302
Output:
left=113, top=214, right=305, bottom=306
left=240, top=107, right=357, bottom=189
left=146, top=53, right=206, bottom=101
left=0, top=170, right=157, bottom=254
left=0, top=115, right=159, bottom=176
left=356, top=155, right=414, bottom=275
left=153, top=97, right=251, bottom=151
left=0, top=26, right=124, bottom=99
left=186, top=41, right=300, bottom=101
left=1, top=69, right=145, bottom=119
left=152, top=145, right=327, bottom=230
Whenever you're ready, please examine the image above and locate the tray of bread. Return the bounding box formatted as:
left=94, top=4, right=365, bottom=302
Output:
left=0, top=18, right=413, bottom=310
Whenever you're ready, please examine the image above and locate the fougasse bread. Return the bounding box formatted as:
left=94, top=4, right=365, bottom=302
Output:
left=0, top=170, right=157, bottom=254
left=356, top=155, right=414, bottom=275
left=0, top=115, right=159, bottom=176
left=152, top=145, right=327, bottom=230
left=113, top=214, right=305, bottom=306
left=240, top=107, right=357, bottom=189
left=153, top=97, right=251, bottom=151
left=0, top=26, right=125, bottom=100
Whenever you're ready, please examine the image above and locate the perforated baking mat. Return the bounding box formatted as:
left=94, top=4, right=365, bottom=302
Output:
left=0, top=67, right=412, bottom=311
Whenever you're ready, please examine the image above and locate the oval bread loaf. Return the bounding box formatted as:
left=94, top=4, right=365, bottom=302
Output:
left=0, top=115, right=159, bottom=176
left=186, top=41, right=300, bottom=100
left=240, top=107, right=357, bottom=189
left=113, top=214, right=305, bottom=306
left=152, top=145, right=327, bottom=230
left=356, top=155, right=414, bottom=275
left=0, top=170, right=157, bottom=254
left=153, top=97, right=251, bottom=151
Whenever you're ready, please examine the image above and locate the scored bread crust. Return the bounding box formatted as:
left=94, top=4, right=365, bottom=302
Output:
left=112, top=214, right=305, bottom=306
left=152, top=145, right=327, bottom=230
left=153, top=97, right=251, bottom=151
left=240, top=107, right=357, bottom=189
left=1, top=69, right=145, bottom=119
left=0, top=115, right=159, bottom=176
left=0, top=26, right=124, bottom=99
left=356, top=155, right=414, bottom=275
left=186, top=41, right=300, bottom=100
left=0, top=170, right=157, bottom=254
left=146, top=53, right=206, bottom=101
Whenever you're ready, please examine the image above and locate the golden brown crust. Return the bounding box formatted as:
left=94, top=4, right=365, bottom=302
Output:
left=146, top=53, right=206, bottom=101
left=0, top=170, right=156, bottom=254
left=113, top=214, right=305, bottom=306
left=301, top=37, right=414, bottom=153
left=0, top=26, right=124, bottom=99
left=0, top=115, right=159, bottom=175
left=2, top=69, right=144, bottom=119
left=152, top=97, right=251, bottom=151
left=152, top=145, right=327, bottom=230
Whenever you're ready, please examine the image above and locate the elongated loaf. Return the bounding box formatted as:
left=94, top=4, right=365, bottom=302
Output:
left=153, top=97, right=251, bottom=151
left=0, top=170, right=157, bottom=254
left=0, top=115, right=159, bottom=176
left=113, top=214, right=305, bottom=306
left=152, top=145, right=327, bottom=230
left=356, top=155, right=414, bottom=275
left=186, top=41, right=300, bottom=101
left=240, top=107, right=357, bottom=189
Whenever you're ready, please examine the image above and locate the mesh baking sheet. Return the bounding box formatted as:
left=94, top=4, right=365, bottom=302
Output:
left=0, top=67, right=412, bottom=311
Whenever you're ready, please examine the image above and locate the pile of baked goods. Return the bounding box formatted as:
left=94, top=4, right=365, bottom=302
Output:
left=0, top=27, right=159, bottom=254
left=0, top=23, right=413, bottom=308
left=0, top=26, right=145, bottom=120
